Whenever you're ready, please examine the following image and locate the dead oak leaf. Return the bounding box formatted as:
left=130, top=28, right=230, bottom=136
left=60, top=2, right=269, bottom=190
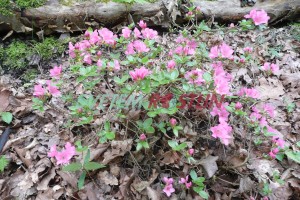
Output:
left=102, top=139, right=132, bottom=164
left=255, top=77, right=285, bottom=100
left=98, top=171, right=118, bottom=186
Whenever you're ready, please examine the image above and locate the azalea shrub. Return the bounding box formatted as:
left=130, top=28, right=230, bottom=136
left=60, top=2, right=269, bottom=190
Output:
left=32, top=7, right=298, bottom=198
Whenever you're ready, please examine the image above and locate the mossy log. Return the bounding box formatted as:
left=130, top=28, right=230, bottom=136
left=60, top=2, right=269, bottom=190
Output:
left=0, top=0, right=299, bottom=35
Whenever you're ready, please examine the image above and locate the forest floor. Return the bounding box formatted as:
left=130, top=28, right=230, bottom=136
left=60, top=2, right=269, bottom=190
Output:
left=0, top=21, right=299, bottom=200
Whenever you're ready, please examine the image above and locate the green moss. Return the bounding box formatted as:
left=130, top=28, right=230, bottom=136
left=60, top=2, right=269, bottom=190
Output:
left=22, top=68, right=39, bottom=82
left=15, top=0, right=46, bottom=9
left=0, top=0, right=13, bottom=16
left=32, top=37, right=66, bottom=60
left=3, top=40, right=31, bottom=69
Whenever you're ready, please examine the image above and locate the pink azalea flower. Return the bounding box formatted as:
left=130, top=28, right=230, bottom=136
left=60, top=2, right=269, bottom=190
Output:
left=141, top=28, right=158, bottom=40
left=129, top=67, right=151, bottom=81
left=50, top=65, right=62, bottom=78
left=163, top=184, right=175, bottom=197
left=125, top=42, right=135, bottom=55
left=271, top=63, right=279, bottom=73
left=220, top=43, right=234, bottom=59
left=188, top=148, right=194, bottom=156
left=138, top=20, right=147, bottom=29
left=83, top=54, right=92, bottom=65
left=196, top=6, right=201, bottom=12
left=211, top=122, right=232, bottom=145
left=139, top=134, right=147, bottom=141
left=213, top=62, right=232, bottom=95
left=97, top=51, right=102, bottom=57
left=210, top=103, right=230, bottom=123
left=237, top=87, right=260, bottom=99
left=48, top=145, right=58, bottom=157
left=84, top=30, right=90, bottom=38
left=179, top=175, right=192, bottom=189
left=89, top=30, right=101, bottom=45
left=97, top=59, right=103, bottom=67
left=167, top=60, right=176, bottom=69
left=121, top=27, right=132, bottom=39
left=272, top=136, right=285, bottom=148
left=47, top=81, right=61, bottom=97
left=134, top=27, right=142, bottom=38
left=244, top=9, right=270, bottom=25
left=269, top=151, right=276, bottom=159
left=108, top=60, right=121, bottom=72
left=163, top=177, right=174, bottom=185
left=98, top=28, right=116, bottom=45
left=133, top=40, right=149, bottom=53
left=209, top=46, right=219, bottom=59
left=33, top=84, right=46, bottom=97
left=48, top=142, right=76, bottom=165
left=243, top=47, right=253, bottom=53
left=235, top=102, right=242, bottom=110
left=170, top=118, right=177, bottom=126
left=229, top=23, right=235, bottom=28
left=185, top=69, right=204, bottom=86
left=259, top=117, right=268, bottom=127
left=68, top=42, right=76, bottom=58
left=263, top=104, right=275, bottom=117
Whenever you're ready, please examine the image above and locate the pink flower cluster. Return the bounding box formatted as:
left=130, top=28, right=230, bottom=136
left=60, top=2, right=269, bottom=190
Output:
left=34, top=80, right=61, bottom=97
left=244, top=9, right=270, bottom=26
left=125, top=40, right=150, bottom=55
left=163, top=177, right=175, bottom=197
left=185, top=69, right=204, bottom=86
left=209, top=43, right=234, bottom=59
left=48, top=142, right=76, bottom=165
left=179, top=175, right=192, bottom=189
left=170, top=34, right=197, bottom=56
left=237, top=87, right=260, bottom=99
left=210, top=102, right=233, bottom=145
left=261, top=62, right=279, bottom=74
left=212, top=62, right=232, bottom=95
left=129, top=66, right=152, bottom=81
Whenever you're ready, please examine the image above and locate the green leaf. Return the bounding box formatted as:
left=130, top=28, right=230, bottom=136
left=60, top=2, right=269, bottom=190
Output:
left=199, top=190, right=209, bottom=199
left=297, top=141, right=300, bottom=148
left=170, top=70, right=179, bottom=80
left=78, top=171, right=86, bottom=190
left=106, top=131, right=115, bottom=140
left=104, top=121, right=110, bottom=130
left=62, top=163, right=82, bottom=172
left=202, top=72, right=212, bottom=82
left=84, top=162, right=106, bottom=171
left=168, top=140, right=178, bottom=149
left=84, top=149, right=90, bottom=164
left=0, top=156, right=9, bottom=172
left=190, top=170, right=198, bottom=180
left=1, top=112, right=13, bottom=124
left=285, top=150, right=300, bottom=164
left=143, top=118, right=153, bottom=127
left=276, top=152, right=285, bottom=161
left=136, top=143, right=143, bottom=152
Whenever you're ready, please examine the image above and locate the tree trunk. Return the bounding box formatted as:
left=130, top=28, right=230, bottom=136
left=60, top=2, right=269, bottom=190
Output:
left=0, top=0, right=299, bottom=35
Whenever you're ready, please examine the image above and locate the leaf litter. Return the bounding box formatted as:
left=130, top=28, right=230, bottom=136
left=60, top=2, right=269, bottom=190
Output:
left=0, top=23, right=299, bottom=200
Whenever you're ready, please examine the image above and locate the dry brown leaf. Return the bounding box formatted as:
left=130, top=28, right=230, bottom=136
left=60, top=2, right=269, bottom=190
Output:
left=37, top=167, right=56, bottom=191
left=102, top=139, right=132, bottom=164
left=0, top=89, right=10, bottom=112
left=147, top=186, right=161, bottom=200
left=98, top=171, right=118, bottom=186
left=198, top=155, right=219, bottom=179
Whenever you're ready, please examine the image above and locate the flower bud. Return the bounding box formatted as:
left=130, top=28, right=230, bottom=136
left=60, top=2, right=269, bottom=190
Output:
left=139, top=134, right=147, bottom=141
left=170, top=118, right=177, bottom=126
left=235, top=102, right=243, bottom=110
left=188, top=148, right=194, bottom=155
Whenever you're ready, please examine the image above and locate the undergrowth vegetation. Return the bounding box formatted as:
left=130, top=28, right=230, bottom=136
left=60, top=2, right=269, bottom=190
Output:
left=0, top=37, right=66, bottom=81
left=28, top=7, right=300, bottom=199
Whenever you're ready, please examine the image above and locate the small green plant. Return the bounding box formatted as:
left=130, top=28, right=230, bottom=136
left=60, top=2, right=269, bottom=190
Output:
left=1, top=112, right=13, bottom=124
left=98, top=121, right=116, bottom=143
left=136, top=118, right=155, bottom=134
left=3, top=40, right=30, bottom=69
left=15, top=0, right=46, bottom=9
left=62, top=145, right=105, bottom=189
left=0, top=156, right=9, bottom=172
left=23, top=68, right=39, bottom=82
left=0, top=0, right=13, bottom=16
left=168, top=140, right=187, bottom=152
left=287, top=102, right=296, bottom=113
left=33, top=37, right=66, bottom=60
left=189, top=170, right=209, bottom=199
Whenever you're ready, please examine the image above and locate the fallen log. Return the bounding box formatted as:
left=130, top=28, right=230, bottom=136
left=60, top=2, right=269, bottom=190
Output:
left=0, top=0, right=299, bottom=35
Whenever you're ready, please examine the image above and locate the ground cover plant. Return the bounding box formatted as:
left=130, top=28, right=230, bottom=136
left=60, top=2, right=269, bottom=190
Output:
left=0, top=5, right=299, bottom=200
